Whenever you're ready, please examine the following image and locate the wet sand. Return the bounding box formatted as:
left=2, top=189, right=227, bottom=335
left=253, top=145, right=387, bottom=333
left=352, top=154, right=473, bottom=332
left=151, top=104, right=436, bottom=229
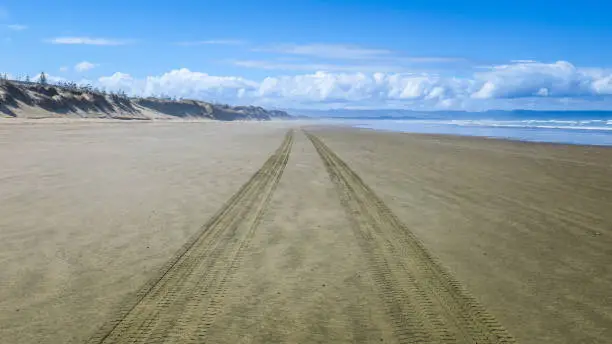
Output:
left=1, top=122, right=611, bottom=344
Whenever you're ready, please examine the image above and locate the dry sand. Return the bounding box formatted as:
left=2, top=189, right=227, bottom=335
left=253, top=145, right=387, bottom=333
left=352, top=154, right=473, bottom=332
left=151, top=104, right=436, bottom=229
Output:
left=311, top=127, right=612, bottom=344
left=1, top=122, right=611, bottom=344
left=0, top=121, right=291, bottom=343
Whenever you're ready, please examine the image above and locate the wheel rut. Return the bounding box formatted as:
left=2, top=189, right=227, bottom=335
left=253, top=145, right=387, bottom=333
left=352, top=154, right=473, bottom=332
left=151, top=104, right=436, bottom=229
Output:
left=87, top=130, right=294, bottom=344
left=305, top=130, right=516, bottom=344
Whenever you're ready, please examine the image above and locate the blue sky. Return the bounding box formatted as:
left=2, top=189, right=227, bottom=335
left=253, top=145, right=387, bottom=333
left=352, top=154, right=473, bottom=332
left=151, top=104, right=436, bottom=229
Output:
left=1, top=0, right=612, bottom=110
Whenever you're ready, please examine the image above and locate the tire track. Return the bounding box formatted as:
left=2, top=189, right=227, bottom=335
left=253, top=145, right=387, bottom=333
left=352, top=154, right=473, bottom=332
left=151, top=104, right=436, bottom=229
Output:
left=305, top=130, right=516, bottom=344
left=87, top=130, right=294, bottom=344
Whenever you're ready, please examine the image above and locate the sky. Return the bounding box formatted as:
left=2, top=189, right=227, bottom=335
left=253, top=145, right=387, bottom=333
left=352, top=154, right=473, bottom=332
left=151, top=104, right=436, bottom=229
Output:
left=1, top=0, right=612, bottom=110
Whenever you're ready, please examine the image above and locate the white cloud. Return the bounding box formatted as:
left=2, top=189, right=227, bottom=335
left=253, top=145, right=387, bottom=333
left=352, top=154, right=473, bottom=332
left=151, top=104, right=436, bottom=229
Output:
left=471, top=61, right=595, bottom=99
left=74, top=61, right=98, bottom=72
left=592, top=75, right=612, bottom=94
left=176, top=39, right=244, bottom=46
left=59, top=66, right=69, bottom=72
left=98, top=72, right=137, bottom=92
left=255, top=72, right=469, bottom=104
left=256, top=43, right=393, bottom=60
left=94, top=69, right=469, bottom=108
left=98, top=69, right=258, bottom=101
left=7, top=24, right=27, bottom=31
left=91, top=61, right=612, bottom=109
left=47, top=37, right=130, bottom=45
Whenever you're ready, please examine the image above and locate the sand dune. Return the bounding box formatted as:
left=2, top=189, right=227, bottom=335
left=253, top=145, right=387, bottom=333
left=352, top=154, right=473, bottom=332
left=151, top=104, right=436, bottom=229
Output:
left=0, top=80, right=291, bottom=120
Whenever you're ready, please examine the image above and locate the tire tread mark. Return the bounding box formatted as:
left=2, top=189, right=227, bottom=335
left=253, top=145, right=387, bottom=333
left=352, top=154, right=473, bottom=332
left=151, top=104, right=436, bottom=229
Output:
left=87, top=130, right=293, bottom=344
left=175, top=130, right=293, bottom=343
left=308, top=132, right=437, bottom=343
left=305, top=130, right=516, bottom=344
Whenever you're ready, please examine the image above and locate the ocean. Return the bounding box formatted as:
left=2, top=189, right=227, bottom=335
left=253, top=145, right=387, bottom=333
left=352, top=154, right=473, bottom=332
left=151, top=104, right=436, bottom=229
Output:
left=351, top=118, right=612, bottom=146
left=300, top=110, right=612, bottom=146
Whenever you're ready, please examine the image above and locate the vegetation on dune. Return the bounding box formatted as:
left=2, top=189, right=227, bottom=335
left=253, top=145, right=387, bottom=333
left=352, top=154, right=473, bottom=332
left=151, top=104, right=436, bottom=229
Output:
left=0, top=72, right=292, bottom=120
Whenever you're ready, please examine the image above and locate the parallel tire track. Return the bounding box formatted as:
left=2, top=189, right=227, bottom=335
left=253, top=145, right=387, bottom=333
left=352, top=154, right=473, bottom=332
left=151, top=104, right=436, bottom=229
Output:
left=87, top=130, right=294, bottom=344
left=305, top=130, right=516, bottom=344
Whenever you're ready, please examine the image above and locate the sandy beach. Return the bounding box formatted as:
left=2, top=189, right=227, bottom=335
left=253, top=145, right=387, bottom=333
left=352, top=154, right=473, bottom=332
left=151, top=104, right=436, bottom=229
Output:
left=1, top=122, right=611, bottom=344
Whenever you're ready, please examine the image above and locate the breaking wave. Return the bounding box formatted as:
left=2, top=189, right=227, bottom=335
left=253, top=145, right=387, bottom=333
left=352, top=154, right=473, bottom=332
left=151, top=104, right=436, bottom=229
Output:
left=351, top=118, right=612, bottom=146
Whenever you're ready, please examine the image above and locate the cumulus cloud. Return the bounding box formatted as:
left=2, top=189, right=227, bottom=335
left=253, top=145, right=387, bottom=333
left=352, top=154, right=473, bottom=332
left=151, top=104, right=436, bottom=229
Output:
left=98, top=69, right=258, bottom=102
left=91, top=61, right=612, bottom=109
left=7, top=24, right=27, bottom=31
left=98, top=72, right=138, bottom=93
left=472, top=61, right=598, bottom=99
left=255, top=72, right=469, bottom=104
left=59, top=66, right=69, bottom=72
left=48, top=37, right=130, bottom=45
left=74, top=61, right=98, bottom=72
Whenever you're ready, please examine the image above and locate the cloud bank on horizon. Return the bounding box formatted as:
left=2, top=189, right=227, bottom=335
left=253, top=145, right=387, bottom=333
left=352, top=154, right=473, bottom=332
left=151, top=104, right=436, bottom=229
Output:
left=93, top=60, right=612, bottom=110
left=3, top=1, right=612, bottom=110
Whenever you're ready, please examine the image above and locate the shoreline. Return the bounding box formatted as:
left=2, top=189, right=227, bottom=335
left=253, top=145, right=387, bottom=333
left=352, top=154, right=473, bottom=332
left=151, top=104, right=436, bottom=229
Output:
left=310, top=123, right=612, bottom=149
left=5, top=116, right=612, bottom=148
left=353, top=123, right=612, bottom=146
left=369, top=126, right=612, bottom=148
left=320, top=117, right=612, bottom=147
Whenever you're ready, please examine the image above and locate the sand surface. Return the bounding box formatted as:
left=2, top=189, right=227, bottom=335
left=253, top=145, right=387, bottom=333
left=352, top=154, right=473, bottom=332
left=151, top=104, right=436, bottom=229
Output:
left=1, top=122, right=611, bottom=344
left=311, top=127, right=612, bottom=344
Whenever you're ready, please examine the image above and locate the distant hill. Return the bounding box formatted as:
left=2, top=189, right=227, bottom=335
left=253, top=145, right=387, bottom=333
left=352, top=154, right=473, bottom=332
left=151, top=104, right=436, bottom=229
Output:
left=0, top=80, right=292, bottom=121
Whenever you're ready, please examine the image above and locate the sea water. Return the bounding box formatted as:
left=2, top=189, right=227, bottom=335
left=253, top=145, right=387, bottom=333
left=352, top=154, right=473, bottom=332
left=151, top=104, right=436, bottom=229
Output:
left=351, top=118, right=612, bottom=146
